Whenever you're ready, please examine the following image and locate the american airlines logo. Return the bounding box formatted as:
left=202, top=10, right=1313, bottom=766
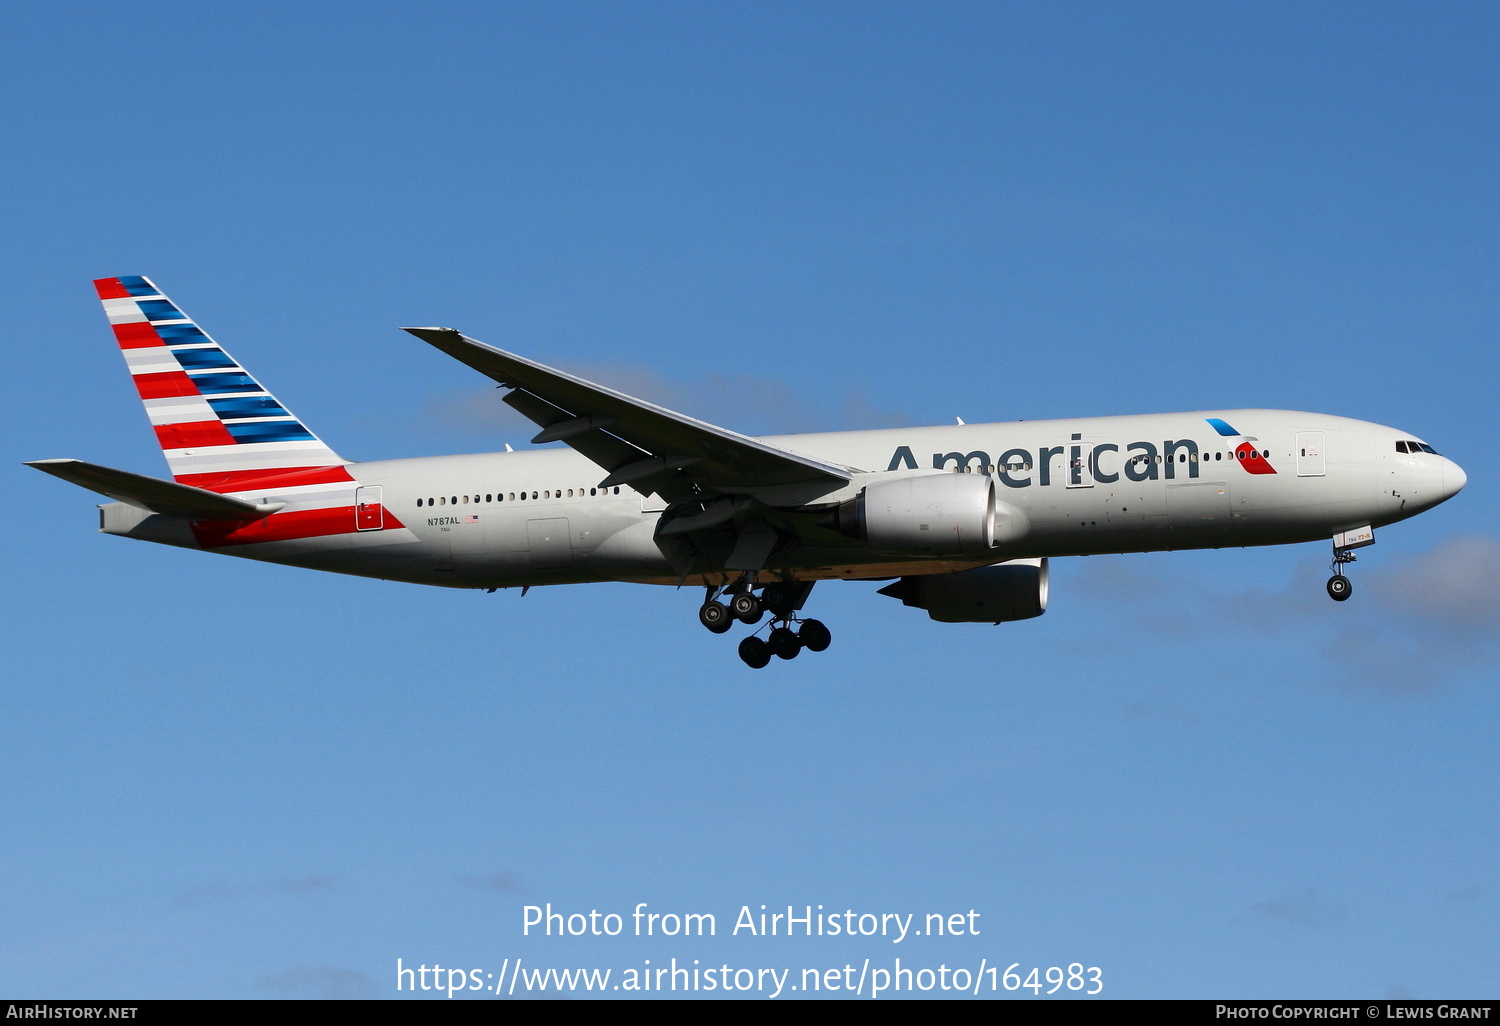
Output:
left=887, top=420, right=1275, bottom=487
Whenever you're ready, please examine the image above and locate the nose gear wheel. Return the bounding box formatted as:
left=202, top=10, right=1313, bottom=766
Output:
left=1326, top=547, right=1358, bottom=603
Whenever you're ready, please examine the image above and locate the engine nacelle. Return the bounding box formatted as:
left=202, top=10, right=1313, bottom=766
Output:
left=833, top=473, right=1027, bottom=557
left=877, top=558, right=1049, bottom=623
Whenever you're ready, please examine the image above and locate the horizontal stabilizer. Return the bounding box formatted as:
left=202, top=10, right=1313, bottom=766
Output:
left=26, top=459, right=285, bottom=520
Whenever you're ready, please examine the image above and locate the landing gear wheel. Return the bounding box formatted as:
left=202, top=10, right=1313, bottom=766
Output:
left=699, top=600, right=734, bottom=633
left=1326, top=575, right=1352, bottom=602
left=761, top=583, right=792, bottom=617
left=768, top=626, right=802, bottom=660
left=797, top=618, right=832, bottom=653
left=730, top=592, right=763, bottom=624
left=738, top=636, right=771, bottom=669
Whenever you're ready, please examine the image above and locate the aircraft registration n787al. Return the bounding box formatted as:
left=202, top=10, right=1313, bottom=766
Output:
left=29, top=277, right=1467, bottom=667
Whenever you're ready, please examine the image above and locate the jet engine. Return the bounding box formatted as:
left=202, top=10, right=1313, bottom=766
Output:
left=829, top=473, right=1027, bottom=557
left=877, top=558, right=1049, bottom=623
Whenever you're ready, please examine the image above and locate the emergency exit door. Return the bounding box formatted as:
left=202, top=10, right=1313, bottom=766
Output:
left=355, top=486, right=385, bottom=530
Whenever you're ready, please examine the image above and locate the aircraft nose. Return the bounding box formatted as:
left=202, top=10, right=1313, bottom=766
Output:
left=1443, top=458, right=1467, bottom=500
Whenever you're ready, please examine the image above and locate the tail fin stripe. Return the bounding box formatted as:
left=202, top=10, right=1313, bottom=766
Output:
left=137, top=300, right=187, bottom=321
left=103, top=297, right=149, bottom=324
left=223, top=421, right=318, bottom=444
left=143, top=396, right=216, bottom=424
left=187, top=372, right=259, bottom=394
left=112, top=322, right=165, bottom=348
left=153, top=323, right=208, bottom=343
left=172, top=348, right=237, bottom=371
left=121, top=348, right=181, bottom=375
left=116, top=276, right=161, bottom=298
left=94, top=277, right=134, bottom=300
left=94, top=275, right=161, bottom=299
left=206, top=396, right=291, bottom=419
left=133, top=371, right=201, bottom=400
left=154, top=421, right=238, bottom=449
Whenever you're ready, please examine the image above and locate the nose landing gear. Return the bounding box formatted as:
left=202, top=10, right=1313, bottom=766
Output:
left=1326, top=546, right=1359, bottom=602
left=1324, top=527, right=1375, bottom=602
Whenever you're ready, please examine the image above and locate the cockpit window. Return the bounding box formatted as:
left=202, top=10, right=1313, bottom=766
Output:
left=1396, top=441, right=1409, bottom=453
left=1398, top=439, right=1440, bottom=455
left=1417, top=442, right=1438, bottom=454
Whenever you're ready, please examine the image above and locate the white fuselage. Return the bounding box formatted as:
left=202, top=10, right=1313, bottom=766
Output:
left=109, top=408, right=1463, bottom=591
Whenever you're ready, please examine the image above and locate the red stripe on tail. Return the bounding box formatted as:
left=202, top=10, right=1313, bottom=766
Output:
left=153, top=420, right=237, bottom=449
left=174, top=465, right=355, bottom=492
left=112, top=322, right=163, bottom=349
left=133, top=370, right=200, bottom=400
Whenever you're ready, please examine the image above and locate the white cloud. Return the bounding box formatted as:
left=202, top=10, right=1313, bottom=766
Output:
left=1070, top=534, right=1500, bottom=694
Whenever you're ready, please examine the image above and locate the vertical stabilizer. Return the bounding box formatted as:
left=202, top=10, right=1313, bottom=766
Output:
left=94, top=276, right=348, bottom=491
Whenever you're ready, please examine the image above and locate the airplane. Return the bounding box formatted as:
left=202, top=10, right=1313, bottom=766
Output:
left=28, top=277, right=1467, bottom=668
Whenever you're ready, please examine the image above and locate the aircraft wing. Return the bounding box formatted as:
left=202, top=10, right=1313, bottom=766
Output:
left=404, top=328, right=853, bottom=505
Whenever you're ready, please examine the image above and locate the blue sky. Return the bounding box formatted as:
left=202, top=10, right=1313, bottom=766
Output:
left=2, top=1, right=1495, bottom=1000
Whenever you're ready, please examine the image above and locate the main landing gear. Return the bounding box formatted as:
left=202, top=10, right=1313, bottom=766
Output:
left=698, top=579, right=831, bottom=667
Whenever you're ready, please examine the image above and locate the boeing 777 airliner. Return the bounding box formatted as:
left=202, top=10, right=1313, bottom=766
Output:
left=29, top=277, right=1467, bottom=667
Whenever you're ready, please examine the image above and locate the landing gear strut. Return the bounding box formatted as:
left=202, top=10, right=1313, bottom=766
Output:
left=1327, top=549, right=1356, bottom=602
